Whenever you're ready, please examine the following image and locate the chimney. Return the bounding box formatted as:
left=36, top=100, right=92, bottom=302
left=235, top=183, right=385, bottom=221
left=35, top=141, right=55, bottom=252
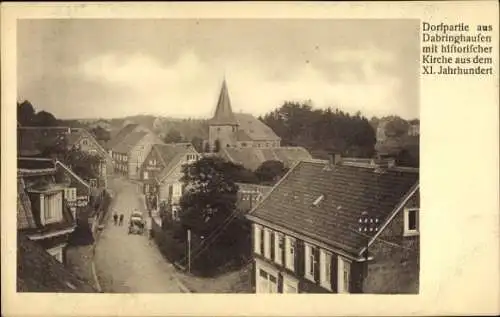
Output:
left=329, top=152, right=342, bottom=166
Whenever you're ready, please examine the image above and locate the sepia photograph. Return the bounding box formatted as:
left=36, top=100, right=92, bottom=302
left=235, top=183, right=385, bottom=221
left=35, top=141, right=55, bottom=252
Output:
left=15, top=18, right=421, bottom=295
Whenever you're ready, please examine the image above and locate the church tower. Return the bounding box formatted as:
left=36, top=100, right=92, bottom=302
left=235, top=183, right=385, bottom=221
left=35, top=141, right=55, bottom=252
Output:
left=208, top=79, right=239, bottom=150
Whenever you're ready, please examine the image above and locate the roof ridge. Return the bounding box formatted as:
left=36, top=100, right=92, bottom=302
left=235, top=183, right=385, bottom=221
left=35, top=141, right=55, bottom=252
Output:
left=55, top=161, right=90, bottom=189
left=247, top=160, right=303, bottom=215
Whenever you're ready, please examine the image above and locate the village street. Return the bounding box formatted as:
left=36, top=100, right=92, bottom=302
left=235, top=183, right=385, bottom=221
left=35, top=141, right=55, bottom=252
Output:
left=94, top=177, right=186, bottom=293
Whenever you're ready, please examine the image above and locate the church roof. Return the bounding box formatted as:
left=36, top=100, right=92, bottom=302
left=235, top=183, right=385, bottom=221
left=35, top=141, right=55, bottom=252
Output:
left=235, top=113, right=281, bottom=142
left=220, top=146, right=312, bottom=171
left=210, top=80, right=239, bottom=126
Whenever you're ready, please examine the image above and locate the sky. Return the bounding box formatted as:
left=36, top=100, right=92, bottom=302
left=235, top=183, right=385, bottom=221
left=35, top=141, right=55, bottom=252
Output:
left=17, top=19, right=420, bottom=120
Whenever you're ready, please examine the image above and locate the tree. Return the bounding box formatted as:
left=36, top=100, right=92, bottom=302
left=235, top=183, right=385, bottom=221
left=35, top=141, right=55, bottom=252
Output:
left=191, top=136, right=204, bottom=153
left=17, top=100, right=36, bottom=126
left=384, top=117, right=409, bottom=138
left=163, top=129, right=183, bottom=143
left=61, top=147, right=102, bottom=181
left=179, top=156, right=239, bottom=236
left=255, top=160, right=288, bottom=184
left=260, top=101, right=376, bottom=158
left=91, top=126, right=111, bottom=143
left=35, top=110, right=60, bottom=127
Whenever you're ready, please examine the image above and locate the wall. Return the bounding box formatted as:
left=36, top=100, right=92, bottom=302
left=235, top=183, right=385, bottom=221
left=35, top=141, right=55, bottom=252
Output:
left=362, top=191, right=420, bottom=293
left=128, top=133, right=162, bottom=180
left=138, top=147, right=165, bottom=185
left=209, top=125, right=238, bottom=149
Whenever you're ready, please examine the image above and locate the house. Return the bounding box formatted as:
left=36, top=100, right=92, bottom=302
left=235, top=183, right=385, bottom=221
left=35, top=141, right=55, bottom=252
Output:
left=139, top=143, right=200, bottom=219
left=19, top=157, right=92, bottom=222
left=17, top=161, right=76, bottom=263
left=17, top=232, right=96, bottom=292
left=111, top=130, right=163, bottom=179
left=17, top=127, right=113, bottom=188
left=207, top=79, right=312, bottom=170
left=107, top=123, right=151, bottom=154
left=246, top=155, right=419, bottom=294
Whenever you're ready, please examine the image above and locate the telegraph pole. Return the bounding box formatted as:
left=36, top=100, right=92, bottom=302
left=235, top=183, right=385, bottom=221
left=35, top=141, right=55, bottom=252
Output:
left=187, top=229, right=192, bottom=273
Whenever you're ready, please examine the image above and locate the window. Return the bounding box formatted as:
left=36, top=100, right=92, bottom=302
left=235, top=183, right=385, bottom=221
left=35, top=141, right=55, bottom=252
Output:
left=257, top=268, right=278, bottom=293
left=263, top=228, right=271, bottom=259
left=337, top=257, right=351, bottom=293
left=274, top=233, right=284, bottom=265
left=285, top=236, right=296, bottom=271
left=404, top=207, right=419, bottom=236
left=144, top=171, right=149, bottom=180
left=320, top=249, right=332, bottom=289
left=82, top=139, right=88, bottom=146
left=64, top=188, right=77, bottom=202
left=41, top=192, right=63, bottom=225
left=47, top=246, right=63, bottom=263
left=305, top=243, right=317, bottom=282
left=253, top=224, right=262, bottom=254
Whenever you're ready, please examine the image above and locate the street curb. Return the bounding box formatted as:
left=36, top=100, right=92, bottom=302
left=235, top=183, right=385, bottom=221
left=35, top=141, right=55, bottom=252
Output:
left=91, top=250, right=102, bottom=293
left=167, top=264, right=193, bottom=293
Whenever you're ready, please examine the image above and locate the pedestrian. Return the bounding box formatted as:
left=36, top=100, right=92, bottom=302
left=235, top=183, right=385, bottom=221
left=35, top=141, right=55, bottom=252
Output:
left=119, top=214, right=124, bottom=226
left=113, top=212, right=118, bottom=226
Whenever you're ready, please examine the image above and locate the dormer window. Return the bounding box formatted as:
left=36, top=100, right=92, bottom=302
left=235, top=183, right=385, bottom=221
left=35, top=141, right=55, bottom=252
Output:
left=404, top=207, right=419, bottom=236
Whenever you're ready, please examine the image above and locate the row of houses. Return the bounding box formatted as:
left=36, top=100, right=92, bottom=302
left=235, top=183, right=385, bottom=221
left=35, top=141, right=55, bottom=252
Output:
left=16, top=125, right=113, bottom=292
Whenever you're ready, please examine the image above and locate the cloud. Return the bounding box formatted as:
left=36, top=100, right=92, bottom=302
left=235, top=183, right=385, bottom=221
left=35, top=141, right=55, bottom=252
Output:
left=18, top=19, right=419, bottom=120
left=75, top=48, right=405, bottom=120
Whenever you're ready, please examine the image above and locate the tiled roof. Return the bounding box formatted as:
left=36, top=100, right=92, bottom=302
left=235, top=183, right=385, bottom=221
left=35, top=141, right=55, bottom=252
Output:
left=17, top=127, right=109, bottom=159
left=17, top=233, right=96, bottom=292
left=112, top=131, right=147, bottom=153
left=156, top=143, right=198, bottom=181
left=107, top=123, right=139, bottom=149
left=209, top=80, right=238, bottom=126
left=248, top=159, right=419, bottom=256
left=220, top=146, right=312, bottom=171
left=234, top=113, right=281, bottom=142
left=17, top=178, right=36, bottom=230
left=18, top=157, right=55, bottom=170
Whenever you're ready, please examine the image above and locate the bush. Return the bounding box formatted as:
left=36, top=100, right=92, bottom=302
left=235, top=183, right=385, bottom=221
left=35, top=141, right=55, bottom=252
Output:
left=67, top=220, right=95, bottom=246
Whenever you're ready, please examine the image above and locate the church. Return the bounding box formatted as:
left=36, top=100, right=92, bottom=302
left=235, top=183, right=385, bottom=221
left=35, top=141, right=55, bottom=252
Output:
left=208, top=79, right=312, bottom=170
left=208, top=79, right=281, bottom=150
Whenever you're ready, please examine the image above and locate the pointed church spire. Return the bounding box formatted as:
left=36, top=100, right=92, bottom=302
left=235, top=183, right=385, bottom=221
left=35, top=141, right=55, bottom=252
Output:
left=210, top=79, right=238, bottom=126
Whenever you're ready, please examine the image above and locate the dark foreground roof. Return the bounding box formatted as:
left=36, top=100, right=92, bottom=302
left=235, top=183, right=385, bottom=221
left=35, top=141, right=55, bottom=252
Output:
left=17, top=233, right=96, bottom=293
left=248, top=159, right=419, bottom=256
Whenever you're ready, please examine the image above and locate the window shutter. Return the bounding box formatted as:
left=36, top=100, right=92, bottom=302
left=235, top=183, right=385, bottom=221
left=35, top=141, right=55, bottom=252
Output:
left=314, top=247, right=320, bottom=283
left=260, top=228, right=265, bottom=255
left=270, top=231, right=275, bottom=261
left=331, top=253, right=338, bottom=292
left=295, top=240, right=304, bottom=277
left=282, top=236, right=286, bottom=268
left=277, top=272, right=283, bottom=293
